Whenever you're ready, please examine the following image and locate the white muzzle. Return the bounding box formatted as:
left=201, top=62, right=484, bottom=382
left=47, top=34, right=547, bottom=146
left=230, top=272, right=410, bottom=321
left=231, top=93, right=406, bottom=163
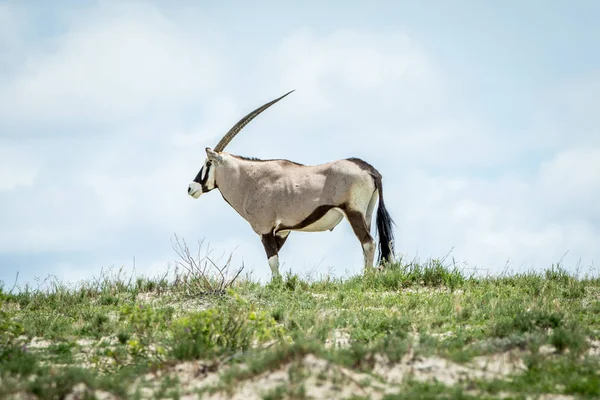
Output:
left=188, top=182, right=202, bottom=199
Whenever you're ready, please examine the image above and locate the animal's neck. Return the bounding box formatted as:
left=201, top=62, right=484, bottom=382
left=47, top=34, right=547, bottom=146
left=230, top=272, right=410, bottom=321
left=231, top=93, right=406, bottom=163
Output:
left=214, top=158, right=248, bottom=217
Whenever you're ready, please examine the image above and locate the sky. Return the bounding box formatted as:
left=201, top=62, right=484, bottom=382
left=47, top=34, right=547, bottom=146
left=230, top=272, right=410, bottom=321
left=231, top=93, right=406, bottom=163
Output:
left=1, top=0, right=600, bottom=289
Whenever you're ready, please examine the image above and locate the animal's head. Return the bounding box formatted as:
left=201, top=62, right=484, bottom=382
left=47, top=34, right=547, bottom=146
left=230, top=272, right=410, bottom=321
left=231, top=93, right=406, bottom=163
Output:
left=188, top=90, right=294, bottom=199
left=188, top=147, right=224, bottom=198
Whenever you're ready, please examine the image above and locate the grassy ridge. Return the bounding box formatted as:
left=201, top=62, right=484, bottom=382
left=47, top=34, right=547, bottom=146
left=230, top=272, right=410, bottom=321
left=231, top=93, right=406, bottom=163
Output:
left=1, top=259, right=599, bottom=399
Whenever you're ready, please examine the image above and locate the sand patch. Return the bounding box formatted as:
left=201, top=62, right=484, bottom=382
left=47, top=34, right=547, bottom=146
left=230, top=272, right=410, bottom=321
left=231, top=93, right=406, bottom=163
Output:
left=130, top=354, right=398, bottom=400
left=26, top=337, right=52, bottom=350
left=586, top=339, right=600, bottom=357
left=202, top=354, right=398, bottom=400
left=65, top=383, right=117, bottom=400
left=374, top=347, right=527, bottom=386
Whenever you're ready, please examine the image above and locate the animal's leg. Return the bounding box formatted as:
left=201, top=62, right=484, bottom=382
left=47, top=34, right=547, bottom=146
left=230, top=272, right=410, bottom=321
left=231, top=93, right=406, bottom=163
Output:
left=345, top=209, right=376, bottom=270
left=275, top=231, right=290, bottom=252
left=260, top=233, right=281, bottom=279
left=365, top=190, right=379, bottom=232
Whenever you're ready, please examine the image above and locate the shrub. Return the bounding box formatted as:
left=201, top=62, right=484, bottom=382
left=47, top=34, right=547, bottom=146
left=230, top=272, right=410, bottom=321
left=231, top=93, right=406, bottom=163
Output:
left=491, top=309, right=564, bottom=338
left=0, top=297, right=24, bottom=350
left=118, top=304, right=174, bottom=359
left=170, top=290, right=285, bottom=360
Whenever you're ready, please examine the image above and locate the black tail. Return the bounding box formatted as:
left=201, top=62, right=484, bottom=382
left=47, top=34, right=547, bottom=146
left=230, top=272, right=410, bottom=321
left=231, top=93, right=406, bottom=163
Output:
left=375, top=177, right=395, bottom=265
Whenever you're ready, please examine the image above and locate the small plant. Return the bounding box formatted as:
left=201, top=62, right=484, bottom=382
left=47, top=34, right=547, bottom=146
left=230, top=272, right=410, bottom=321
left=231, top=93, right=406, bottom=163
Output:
left=0, top=301, right=36, bottom=376
left=283, top=272, right=309, bottom=292
left=171, top=234, right=244, bottom=296
left=99, top=294, right=120, bottom=306
left=350, top=257, right=467, bottom=291
left=271, top=306, right=285, bottom=322
left=550, top=326, right=587, bottom=354
left=350, top=313, right=410, bottom=343
left=117, top=331, right=131, bottom=345
left=491, top=309, right=564, bottom=338
left=0, top=303, right=24, bottom=350
left=545, top=264, right=573, bottom=284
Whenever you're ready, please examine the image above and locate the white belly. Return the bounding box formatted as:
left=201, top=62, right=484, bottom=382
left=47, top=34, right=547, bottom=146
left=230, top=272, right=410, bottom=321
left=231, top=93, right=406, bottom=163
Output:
left=296, top=208, right=345, bottom=232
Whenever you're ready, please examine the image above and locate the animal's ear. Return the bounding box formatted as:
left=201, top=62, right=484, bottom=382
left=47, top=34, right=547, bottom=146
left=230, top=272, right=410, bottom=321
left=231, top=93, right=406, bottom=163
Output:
left=205, top=147, right=224, bottom=164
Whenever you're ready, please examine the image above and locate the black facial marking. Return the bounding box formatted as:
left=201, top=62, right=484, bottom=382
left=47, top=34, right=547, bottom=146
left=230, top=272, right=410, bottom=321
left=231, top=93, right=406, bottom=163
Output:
left=193, top=161, right=215, bottom=192
left=193, top=167, right=203, bottom=183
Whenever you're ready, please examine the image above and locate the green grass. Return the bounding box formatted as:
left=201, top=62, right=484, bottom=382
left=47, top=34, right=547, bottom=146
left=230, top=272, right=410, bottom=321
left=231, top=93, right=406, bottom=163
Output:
left=1, top=257, right=599, bottom=399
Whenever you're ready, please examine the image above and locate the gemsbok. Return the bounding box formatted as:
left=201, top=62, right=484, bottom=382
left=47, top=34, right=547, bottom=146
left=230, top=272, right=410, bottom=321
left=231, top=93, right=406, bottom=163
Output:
left=187, top=90, right=395, bottom=278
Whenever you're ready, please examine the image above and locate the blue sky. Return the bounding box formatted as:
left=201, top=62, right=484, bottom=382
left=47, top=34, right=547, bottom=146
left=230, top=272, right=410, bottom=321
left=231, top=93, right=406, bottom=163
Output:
left=1, top=0, right=599, bottom=288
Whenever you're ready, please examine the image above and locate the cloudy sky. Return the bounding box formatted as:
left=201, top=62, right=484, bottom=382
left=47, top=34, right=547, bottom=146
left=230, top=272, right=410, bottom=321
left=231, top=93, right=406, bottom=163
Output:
left=1, top=0, right=599, bottom=288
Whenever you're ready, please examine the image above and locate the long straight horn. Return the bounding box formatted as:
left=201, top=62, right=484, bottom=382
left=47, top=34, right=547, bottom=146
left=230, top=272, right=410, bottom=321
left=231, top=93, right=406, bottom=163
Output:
left=213, top=90, right=295, bottom=152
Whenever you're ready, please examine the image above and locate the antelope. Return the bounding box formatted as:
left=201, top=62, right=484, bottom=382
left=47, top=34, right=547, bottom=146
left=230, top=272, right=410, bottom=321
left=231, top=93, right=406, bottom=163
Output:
left=187, top=90, right=395, bottom=279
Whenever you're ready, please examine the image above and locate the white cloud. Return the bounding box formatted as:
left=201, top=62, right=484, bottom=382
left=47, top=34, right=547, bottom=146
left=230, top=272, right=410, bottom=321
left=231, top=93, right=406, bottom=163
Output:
left=0, top=3, right=29, bottom=71
left=270, top=29, right=445, bottom=114
left=536, top=147, right=600, bottom=225
left=0, top=141, right=37, bottom=191
left=0, top=1, right=223, bottom=125
left=388, top=145, right=600, bottom=274
left=225, top=29, right=512, bottom=172
left=0, top=5, right=19, bottom=45
left=539, top=148, right=600, bottom=198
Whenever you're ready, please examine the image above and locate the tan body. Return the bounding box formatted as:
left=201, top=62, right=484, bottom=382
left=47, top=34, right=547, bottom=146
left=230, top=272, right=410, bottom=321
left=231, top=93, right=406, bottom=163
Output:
left=216, top=155, right=378, bottom=235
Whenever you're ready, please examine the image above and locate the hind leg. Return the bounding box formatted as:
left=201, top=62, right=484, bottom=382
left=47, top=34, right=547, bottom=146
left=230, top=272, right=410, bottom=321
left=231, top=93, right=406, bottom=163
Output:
left=365, top=190, right=384, bottom=270
left=345, top=209, right=376, bottom=270
left=365, top=190, right=379, bottom=232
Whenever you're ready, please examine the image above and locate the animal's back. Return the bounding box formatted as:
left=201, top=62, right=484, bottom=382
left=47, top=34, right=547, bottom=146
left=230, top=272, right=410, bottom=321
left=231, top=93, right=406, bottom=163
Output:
left=251, top=158, right=373, bottom=204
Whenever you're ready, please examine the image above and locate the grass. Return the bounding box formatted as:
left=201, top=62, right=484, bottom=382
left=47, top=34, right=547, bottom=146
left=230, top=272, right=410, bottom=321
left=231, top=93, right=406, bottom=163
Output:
left=1, top=247, right=599, bottom=399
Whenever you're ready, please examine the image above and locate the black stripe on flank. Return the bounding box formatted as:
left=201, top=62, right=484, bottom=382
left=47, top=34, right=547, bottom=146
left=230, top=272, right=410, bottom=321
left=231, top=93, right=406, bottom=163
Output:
left=277, top=204, right=345, bottom=232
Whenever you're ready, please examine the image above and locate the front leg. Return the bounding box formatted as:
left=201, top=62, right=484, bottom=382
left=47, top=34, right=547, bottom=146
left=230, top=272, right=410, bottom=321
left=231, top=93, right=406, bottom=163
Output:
left=275, top=231, right=290, bottom=252
left=260, top=232, right=280, bottom=279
